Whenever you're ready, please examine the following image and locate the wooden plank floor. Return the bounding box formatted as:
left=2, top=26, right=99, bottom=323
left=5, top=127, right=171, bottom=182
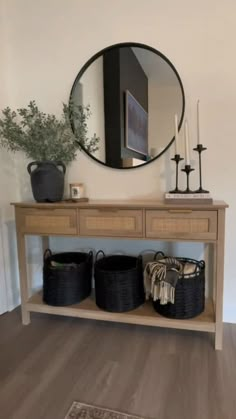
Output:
left=0, top=308, right=236, bottom=419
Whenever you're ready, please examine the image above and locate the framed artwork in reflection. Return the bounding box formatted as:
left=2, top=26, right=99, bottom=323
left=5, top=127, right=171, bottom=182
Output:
left=125, top=90, right=148, bottom=156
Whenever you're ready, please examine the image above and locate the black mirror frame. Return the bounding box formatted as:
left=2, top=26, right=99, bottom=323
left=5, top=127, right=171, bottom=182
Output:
left=69, top=42, right=185, bottom=170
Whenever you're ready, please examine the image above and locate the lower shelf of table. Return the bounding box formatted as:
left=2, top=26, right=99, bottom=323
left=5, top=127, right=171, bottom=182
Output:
left=26, top=291, right=216, bottom=333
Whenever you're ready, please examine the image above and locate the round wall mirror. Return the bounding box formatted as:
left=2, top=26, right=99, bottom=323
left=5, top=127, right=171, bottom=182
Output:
left=69, top=42, right=185, bottom=169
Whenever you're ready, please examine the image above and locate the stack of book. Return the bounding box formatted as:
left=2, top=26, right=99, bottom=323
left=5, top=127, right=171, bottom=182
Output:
left=164, top=193, right=213, bottom=204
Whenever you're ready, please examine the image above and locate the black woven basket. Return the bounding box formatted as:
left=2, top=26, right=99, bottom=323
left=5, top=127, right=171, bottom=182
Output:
left=153, top=258, right=205, bottom=319
left=43, top=249, right=93, bottom=306
left=94, top=251, right=145, bottom=312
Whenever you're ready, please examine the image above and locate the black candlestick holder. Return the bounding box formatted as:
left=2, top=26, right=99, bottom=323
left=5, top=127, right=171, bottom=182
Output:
left=193, top=144, right=209, bottom=193
left=169, top=154, right=184, bottom=193
left=181, top=164, right=195, bottom=193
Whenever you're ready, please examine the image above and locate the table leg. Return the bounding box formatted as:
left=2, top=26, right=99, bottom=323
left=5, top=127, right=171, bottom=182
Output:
left=214, top=209, right=226, bottom=350
left=16, top=231, right=30, bottom=325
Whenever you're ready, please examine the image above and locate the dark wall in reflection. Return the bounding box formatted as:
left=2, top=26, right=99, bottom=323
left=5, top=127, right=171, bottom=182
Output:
left=103, top=47, right=148, bottom=168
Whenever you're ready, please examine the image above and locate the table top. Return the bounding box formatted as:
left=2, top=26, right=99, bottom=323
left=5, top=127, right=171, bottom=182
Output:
left=12, top=199, right=229, bottom=210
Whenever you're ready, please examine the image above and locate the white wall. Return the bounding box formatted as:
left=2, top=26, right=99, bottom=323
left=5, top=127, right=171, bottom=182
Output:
left=0, top=0, right=235, bottom=321
left=0, top=2, right=21, bottom=309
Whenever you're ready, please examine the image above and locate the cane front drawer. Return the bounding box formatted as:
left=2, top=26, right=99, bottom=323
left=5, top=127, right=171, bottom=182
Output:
left=79, top=209, right=143, bottom=237
left=16, top=208, right=78, bottom=235
left=146, top=210, right=217, bottom=240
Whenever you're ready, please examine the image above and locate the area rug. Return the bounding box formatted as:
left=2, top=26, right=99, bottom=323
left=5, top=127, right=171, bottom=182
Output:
left=64, top=401, right=145, bottom=419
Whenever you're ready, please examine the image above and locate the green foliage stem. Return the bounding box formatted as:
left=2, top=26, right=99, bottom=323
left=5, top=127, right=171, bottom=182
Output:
left=0, top=101, right=100, bottom=165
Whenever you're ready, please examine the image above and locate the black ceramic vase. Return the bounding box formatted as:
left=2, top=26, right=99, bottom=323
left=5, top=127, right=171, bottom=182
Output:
left=27, top=161, right=66, bottom=202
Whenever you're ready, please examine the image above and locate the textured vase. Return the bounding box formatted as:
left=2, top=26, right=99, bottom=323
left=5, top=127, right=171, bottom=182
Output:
left=27, top=161, right=66, bottom=202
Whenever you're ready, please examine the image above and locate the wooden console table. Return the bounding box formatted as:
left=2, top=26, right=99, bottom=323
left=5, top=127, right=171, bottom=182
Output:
left=13, top=200, right=228, bottom=350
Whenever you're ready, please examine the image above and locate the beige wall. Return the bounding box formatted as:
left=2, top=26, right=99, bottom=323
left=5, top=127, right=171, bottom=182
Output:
left=0, top=0, right=235, bottom=320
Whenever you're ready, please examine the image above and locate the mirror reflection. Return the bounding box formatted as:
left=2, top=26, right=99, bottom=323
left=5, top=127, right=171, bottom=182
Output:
left=70, top=43, right=185, bottom=169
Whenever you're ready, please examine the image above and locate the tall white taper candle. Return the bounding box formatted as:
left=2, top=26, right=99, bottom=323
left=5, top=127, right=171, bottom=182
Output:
left=197, top=100, right=200, bottom=145
left=184, top=120, right=190, bottom=165
left=174, top=114, right=179, bottom=155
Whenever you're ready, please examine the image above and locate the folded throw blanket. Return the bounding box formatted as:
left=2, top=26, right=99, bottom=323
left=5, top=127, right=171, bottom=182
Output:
left=144, top=257, right=200, bottom=305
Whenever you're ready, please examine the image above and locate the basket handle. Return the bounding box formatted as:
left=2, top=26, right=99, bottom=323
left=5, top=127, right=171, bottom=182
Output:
left=190, top=259, right=205, bottom=273
left=87, top=250, right=93, bottom=261
left=138, top=249, right=163, bottom=257
left=44, top=248, right=52, bottom=262
left=154, top=251, right=165, bottom=261
left=180, top=258, right=205, bottom=274
left=198, top=260, right=205, bottom=270
left=95, top=250, right=105, bottom=262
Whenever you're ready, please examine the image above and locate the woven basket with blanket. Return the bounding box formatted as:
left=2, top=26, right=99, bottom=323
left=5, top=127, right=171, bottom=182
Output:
left=144, top=253, right=205, bottom=319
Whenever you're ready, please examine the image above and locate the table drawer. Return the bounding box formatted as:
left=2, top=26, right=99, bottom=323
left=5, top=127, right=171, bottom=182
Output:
left=79, top=209, right=143, bottom=237
left=17, top=208, right=78, bottom=235
left=146, top=210, right=217, bottom=240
